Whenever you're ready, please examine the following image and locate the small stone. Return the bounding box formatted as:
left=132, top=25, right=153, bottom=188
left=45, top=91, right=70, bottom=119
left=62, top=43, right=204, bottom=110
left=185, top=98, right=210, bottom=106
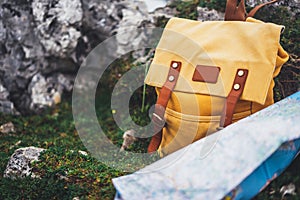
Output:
left=0, top=122, right=15, bottom=133
left=280, top=183, right=296, bottom=198
left=29, top=73, right=65, bottom=111
left=78, top=150, right=88, bottom=156
left=4, top=147, right=45, bottom=179
left=120, top=129, right=137, bottom=151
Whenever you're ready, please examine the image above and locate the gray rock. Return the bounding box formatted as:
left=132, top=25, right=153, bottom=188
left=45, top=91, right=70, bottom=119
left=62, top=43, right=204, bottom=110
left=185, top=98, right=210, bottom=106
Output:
left=28, top=72, right=74, bottom=111
left=197, top=7, right=224, bottom=21
left=115, top=1, right=153, bottom=58
left=29, top=73, right=59, bottom=111
left=0, top=122, right=15, bottom=134
left=32, top=0, right=82, bottom=57
left=120, top=129, right=137, bottom=151
left=0, top=100, right=18, bottom=115
left=0, top=0, right=159, bottom=114
left=143, top=0, right=169, bottom=12
left=150, top=4, right=178, bottom=19
left=280, top=183, right=296, bottom=198
left=115, top=1, right=179, bottom=62
left=0, top=82, right=18, bottom=114
left=0, top=82, right=10, bottom=102
left=4, top=147, right=45, bottom=179
left=0, top=0, right=122, bottom=114
left=0, top=0, right=84, bottom=114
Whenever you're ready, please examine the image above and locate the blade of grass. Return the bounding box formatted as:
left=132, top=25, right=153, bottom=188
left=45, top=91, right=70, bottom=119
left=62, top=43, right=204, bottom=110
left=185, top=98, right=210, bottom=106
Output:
left=141, top=59, right=152, bottom=112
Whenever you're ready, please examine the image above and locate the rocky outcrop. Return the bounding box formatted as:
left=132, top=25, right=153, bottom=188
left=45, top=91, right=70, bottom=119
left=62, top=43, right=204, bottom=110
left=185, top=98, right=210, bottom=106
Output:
left=0, top=0, right=176, bottom=115
left=0, top=0, right=82, bottom=114
left=3, top=147, right=45, bottom=179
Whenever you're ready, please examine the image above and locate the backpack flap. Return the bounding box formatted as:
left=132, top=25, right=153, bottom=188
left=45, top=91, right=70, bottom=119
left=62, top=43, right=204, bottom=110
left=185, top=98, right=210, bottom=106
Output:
left=145, top=17, right=289, bottom=105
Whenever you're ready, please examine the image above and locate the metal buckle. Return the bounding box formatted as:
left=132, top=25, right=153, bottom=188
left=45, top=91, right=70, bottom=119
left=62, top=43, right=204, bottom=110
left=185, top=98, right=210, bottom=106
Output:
left=153, top=113, right=166, bottom=128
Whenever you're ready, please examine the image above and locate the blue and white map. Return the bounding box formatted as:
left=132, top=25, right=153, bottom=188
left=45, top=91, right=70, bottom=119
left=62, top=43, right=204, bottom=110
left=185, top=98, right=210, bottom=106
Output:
left=113, top=91, right=300, bottom=200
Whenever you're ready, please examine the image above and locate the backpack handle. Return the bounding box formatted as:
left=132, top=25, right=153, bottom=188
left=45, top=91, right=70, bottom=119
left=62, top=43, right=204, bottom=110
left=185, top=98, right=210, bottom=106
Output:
left=224, top=0, right=278, bottom=21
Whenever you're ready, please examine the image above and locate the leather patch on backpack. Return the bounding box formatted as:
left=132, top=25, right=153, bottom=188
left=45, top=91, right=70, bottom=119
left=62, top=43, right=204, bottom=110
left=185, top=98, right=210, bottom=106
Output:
left=192, top=65, right=220, bottom=83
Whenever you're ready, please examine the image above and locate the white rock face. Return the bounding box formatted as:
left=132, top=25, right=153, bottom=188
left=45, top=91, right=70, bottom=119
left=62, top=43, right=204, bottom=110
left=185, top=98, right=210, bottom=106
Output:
left=32, top=0, right=82, bottom=57
left=4, top=147, right=45, bottom=179
left=29, top=73, right=53, bottom=109
left=0, top=82, right=17, bottom=114
left=28, top=72, right=73, bottom=111
left=115, top=1, right=178, bottom=61
left=115, top=1, right=153, bottom=57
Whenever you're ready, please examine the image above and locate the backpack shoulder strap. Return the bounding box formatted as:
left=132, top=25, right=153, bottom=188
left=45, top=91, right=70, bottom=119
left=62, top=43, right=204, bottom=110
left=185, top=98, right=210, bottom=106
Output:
left=225, top=0, right=247, bottom=21
left=225, top=0, right=278, bottom=21
left=247, top=0, right=278, bottom=18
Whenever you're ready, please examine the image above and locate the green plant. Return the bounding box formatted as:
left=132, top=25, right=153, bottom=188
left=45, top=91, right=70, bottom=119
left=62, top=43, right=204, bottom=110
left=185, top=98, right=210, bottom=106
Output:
left=198, top=0, right=227, bottom=12
left=170, top=0, right=200, bottom=20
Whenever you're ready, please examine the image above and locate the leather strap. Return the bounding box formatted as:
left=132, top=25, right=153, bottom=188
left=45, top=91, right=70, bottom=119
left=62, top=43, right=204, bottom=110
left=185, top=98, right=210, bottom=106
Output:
left=225, top=0, right=278, bottom=21
left=147, top=61, right=182, bottom=153
left=247, top=0, right=278, bottom=18
left=225, top=0, right=247, bottom=21
left=220, top=69, right=248, bottom=127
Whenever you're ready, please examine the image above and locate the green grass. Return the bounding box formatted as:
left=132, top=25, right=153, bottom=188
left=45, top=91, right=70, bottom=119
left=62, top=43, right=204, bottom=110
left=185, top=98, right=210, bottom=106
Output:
left=1, top=91, right=300, bottom=199
left=0, top=94, right=127, bottom=199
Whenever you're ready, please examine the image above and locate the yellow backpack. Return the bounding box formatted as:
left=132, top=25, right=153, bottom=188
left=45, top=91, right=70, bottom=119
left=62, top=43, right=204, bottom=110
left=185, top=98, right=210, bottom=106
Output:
left=145, top=0, right=289, bottom=157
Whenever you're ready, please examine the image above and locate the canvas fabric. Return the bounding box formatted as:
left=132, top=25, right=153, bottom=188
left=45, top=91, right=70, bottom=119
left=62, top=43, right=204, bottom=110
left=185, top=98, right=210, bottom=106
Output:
left=145, top=17, right=289, bottom=156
